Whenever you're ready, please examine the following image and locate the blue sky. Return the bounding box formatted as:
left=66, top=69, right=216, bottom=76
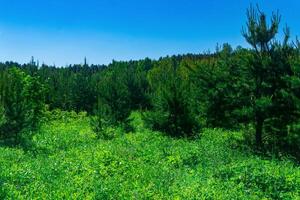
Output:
left=0, top=0, right=299, bottom=66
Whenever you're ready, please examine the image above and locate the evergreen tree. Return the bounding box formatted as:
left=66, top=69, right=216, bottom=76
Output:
left=146, top=57, right=198, bottom=137
left=242, top=6, right=297, bottom=148
left=0, top=68, right=45, bottom=141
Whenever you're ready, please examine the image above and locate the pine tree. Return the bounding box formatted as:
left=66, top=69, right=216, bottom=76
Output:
left=0, top=68, right=45, bottom=141
left=146, top=57, right=198, bottom=137
left=242, top=5, right=297, bottom=148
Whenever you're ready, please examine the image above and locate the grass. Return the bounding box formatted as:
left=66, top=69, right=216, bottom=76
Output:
left=0, top=112, right=299, bottom=199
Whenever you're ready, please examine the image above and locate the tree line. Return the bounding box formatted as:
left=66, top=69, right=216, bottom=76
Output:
left=0, top=6, right=299, bottom=157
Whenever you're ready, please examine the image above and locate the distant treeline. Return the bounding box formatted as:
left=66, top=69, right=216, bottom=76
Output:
left=0, top=6, right=299, bottom=158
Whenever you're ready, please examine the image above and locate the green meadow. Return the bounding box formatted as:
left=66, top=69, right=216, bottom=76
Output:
left=1, top=112, right=299, bottom=199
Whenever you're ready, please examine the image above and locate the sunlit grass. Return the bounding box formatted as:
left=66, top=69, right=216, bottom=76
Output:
left=0, top=112, right=299, bottom=199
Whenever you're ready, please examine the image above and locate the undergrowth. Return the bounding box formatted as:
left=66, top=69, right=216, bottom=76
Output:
left=0, top=112, right=299, bottom=199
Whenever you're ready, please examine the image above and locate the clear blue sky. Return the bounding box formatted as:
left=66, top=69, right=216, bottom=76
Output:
left=0, top=0, right=299, bottom=66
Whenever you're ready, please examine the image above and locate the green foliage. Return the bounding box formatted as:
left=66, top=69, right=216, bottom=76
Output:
left=188, top=44, right=253, bottom=129
left=242, top=5, right=300, bottom=151
left=96, top=66, right=131, bottom=123
left=0, top=68, right=45, bottom=141
left=90, top=109, right=120, bottom=140
left=0, top=5, right=299, bottom=199
left=94, top=60, right=151, bottom=124
left=215, top=159, right=300, bottom=199
left=0, top=102, right=6, bottom=128
left=126, top=111, right=146, bottom=133
left=0, top=4, right=299, bottom=160
left=146, top=57, right=199, bottom=137
left=0, top=113, right=298, bottom=199
left=37, top=63, right=103, bottom=113
left=43, top=108, right=87, bottom=122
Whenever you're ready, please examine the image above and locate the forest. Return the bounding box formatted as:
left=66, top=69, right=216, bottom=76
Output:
left=0, top=6, right=299, bottom=199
